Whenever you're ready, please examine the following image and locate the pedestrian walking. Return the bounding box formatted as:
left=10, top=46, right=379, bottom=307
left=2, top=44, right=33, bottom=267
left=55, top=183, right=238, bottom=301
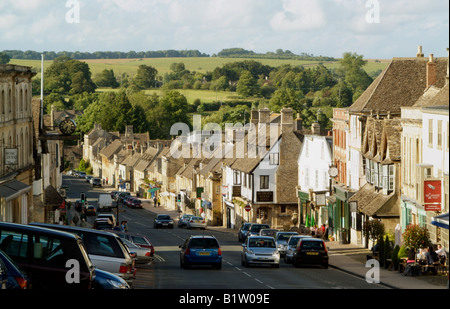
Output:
left=153, top=196, right=157, bottom=207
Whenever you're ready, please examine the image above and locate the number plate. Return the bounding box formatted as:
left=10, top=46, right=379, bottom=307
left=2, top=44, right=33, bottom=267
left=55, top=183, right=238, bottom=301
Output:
left=306, top=252, right=319, bottom=255
left=198, top=252, right=210, bottom=256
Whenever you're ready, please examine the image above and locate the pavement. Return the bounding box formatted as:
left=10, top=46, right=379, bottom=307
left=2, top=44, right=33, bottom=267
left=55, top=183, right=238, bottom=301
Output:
left=104, top=186, right=449, bottom=290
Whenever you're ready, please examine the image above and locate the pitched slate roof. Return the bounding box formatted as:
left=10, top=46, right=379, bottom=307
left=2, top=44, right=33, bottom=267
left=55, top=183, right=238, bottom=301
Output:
left=349, top=57, right=448, bottom=114
left=99, top=139, right=122, bottom=160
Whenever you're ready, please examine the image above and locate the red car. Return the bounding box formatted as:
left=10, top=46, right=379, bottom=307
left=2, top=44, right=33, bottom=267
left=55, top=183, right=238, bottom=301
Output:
left=130, top=199, right=142, bottom=209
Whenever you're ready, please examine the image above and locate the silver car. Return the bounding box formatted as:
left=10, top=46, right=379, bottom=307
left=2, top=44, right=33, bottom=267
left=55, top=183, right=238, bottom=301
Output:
left=284, top=235, right=312, bottom=263
left=122, top=239, right=152, bottom=264
left=186, top=216, right=206, bottom=230
left=275, top=231, right=299, bottom=257
left=241, top=236, right=280, bottom=268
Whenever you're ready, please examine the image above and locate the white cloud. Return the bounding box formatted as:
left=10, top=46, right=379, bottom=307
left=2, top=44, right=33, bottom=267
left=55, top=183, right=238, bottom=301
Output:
left=270, top=0, right=326, bottom=31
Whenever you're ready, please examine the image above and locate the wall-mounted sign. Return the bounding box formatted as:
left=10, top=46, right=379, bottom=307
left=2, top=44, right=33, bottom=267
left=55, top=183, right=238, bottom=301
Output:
left=424, top=180, right=442, bottom=211
left=4, top=148, right=18, bottom=165
left=256, top=191, right=273, bottom=202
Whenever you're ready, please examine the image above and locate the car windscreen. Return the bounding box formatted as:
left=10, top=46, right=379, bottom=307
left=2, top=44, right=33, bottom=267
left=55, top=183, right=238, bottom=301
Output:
left=157, top=216, right=171, bottom=220
left=288, top=237, right=301, bottom=245
left=131, top=235, right=150, bottom=246
left=248, top=238, right=275, bottom=248
left=188, top=238, right=219, bottom=249
left=250, top=225, right=269, bottom=232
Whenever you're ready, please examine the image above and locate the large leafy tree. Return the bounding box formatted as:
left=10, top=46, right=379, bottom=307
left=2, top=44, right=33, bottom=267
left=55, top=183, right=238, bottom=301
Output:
left=44, top=56, right=96, bottom=95
left=147, top=91, right=190, bottom=139
left=132, top=65, right=158, bottom=89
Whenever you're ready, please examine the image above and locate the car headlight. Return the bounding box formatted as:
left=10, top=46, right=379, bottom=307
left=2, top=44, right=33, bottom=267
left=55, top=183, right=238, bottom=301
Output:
left=247, top=249, right=254, bottom=255
left=273, top=250, right=279, bottom=256
left=106, top=279, right=129, bottom=289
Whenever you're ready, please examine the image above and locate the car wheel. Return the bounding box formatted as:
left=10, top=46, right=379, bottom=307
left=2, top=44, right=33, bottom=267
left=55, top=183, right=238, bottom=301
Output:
left=322, top=263, right=329, bottom=269
left=273, top=263, right=280, bottom=268
left=215, top=262, right=222, bottom=270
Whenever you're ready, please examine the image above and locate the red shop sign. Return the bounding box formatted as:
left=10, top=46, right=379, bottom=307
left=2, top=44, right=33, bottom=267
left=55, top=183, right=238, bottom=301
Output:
left=424, top=180, right=442, bottom=211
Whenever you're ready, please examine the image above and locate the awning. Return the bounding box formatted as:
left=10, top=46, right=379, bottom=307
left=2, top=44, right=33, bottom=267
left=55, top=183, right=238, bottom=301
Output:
left=431, top=213, right=449, bottom=230
left=147, top=188, right=161, bottom=193
left=0, top=180, right=31, bottom=202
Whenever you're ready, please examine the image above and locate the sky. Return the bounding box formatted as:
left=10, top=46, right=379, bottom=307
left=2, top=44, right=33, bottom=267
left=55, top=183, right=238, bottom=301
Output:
left=0, top=0, right=448, bottom=59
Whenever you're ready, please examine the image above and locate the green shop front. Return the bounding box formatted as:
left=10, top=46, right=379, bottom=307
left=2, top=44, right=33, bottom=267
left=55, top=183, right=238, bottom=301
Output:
left=331, top=185, right=355, bottom=244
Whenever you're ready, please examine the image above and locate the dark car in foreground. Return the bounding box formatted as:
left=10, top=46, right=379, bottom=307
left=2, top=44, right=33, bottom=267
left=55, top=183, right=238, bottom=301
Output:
left=0, top=250, right=31, bottom=289
left=153, top=214, right=174, bottom=229
left=292, top=238, right=329, bottom=269
left=179, top=235, right=222, bottom=269
left=0, top=222, right=95, bottom=289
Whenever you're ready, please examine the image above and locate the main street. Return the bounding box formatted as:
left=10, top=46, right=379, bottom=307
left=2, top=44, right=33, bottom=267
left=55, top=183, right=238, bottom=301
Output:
left=62, top=174, right=386, bottom=290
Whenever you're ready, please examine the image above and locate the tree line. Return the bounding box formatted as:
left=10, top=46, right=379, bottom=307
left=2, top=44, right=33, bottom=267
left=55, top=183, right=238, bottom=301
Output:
left=1, top=49, right=209, bottom=60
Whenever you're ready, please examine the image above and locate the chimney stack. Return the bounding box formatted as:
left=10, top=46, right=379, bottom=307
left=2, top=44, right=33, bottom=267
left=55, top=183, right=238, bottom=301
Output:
left=281, top=108, right=294, bottom=133
left=295, top=113, right=303, bottom=131
left=258, top=108, right=271, bottom=124
left=416, top=45, right=424, bottom=58
left=250, top=109, right=259, bottom=126
left=426, top=54, right=437, bottom=88
left=312, top=122, right=321, bottom=135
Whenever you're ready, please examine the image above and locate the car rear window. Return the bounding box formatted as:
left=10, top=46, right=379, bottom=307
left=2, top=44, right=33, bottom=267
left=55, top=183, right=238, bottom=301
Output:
left=300, top=241, right=324, bottom=250
left=189, top=238, right=219, bottom=249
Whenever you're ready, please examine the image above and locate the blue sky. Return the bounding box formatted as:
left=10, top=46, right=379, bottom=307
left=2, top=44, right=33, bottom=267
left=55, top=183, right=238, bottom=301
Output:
left=0, top=0, right=448, bottom=59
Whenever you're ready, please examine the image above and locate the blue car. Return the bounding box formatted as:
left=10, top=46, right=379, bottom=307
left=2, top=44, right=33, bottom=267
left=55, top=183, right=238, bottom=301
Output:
left=0, top=250, right=31, bottom=289
left=179, top=235, right=222, bottom=269
left=92, top=268, right=130, bottom=289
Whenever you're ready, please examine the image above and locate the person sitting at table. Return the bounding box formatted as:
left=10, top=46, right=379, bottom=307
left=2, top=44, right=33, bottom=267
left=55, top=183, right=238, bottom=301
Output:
left=417, top=248, right=428, bottom=265
left=424, top=246, right=440, bottom=275
left=436, top=244, right=447, bottom=258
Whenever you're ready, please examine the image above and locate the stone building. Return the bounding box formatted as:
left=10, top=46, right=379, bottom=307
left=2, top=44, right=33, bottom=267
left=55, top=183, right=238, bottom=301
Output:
left=0, top=64, right=35, bottom=223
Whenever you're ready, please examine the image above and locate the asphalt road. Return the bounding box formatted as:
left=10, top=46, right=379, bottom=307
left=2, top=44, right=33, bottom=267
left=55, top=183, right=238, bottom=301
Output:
left=62, top=175, right=386, bottom=291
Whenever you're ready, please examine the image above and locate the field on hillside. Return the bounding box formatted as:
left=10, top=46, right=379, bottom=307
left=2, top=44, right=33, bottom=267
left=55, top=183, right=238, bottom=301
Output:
left=9, top=57, right=389, bottom=78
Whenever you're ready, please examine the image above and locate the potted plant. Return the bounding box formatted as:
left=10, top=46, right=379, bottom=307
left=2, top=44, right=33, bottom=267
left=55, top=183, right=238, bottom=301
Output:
left=391, top=245, right=400, bottom=271
left=402, top=224, right=431, bottom=261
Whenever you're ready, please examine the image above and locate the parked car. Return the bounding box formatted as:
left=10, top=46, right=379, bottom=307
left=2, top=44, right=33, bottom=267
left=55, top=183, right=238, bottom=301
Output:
left=241, top=236, right=280, bottom=268
left=110, top=231, right=155, bottom=257
left=178, top=214, right=194, bottom=228
left=78, top=171, right=86, bottom=178
left=0, top=222, right=95, bottom=289
left=238, top=223, right=252, bottom=242
left=93, top=218, right=113, bottom=230
left=85, top=175, right=93, bottom=183
left=292, top=238, right=329, bottom=269
left=121, top=239, right=152, bottom=264
left=117, top=192, right=131, bottom=203
left=284, top=235, right=312, bottom=263
left=0, top=249, right=31, bottom=289
left=85, top=205, right=97, bottom=216
left=110, top=190, right=119, bottom=199
left=29, top=223, right=136, bottom=284
left=275, top=231, right=299, bottom=257
left=179, top=235, right=222, bottom=269
left=97, top=213, right=116, bottom=227
left=259, top=228, right=279, bottom=238
left=92, top=268, right=130, bottom=289
left=129, top=199, right=142, bottom=209
left=153, top=214, right=174, bottom=229
left=92, top=178, right=102, bottom=187
left=186, top=216, right=206, bottom=230
left=123, top=196, right=135, bottom=207
left=247, top=224, right=270, bottom=238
